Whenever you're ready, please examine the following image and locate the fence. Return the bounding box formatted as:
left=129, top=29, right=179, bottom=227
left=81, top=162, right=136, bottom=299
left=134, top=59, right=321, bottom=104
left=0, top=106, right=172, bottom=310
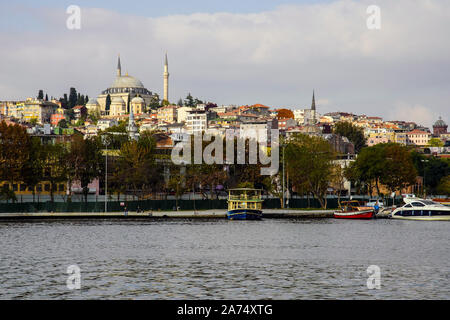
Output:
left=0, top=196, right=404, bottom=213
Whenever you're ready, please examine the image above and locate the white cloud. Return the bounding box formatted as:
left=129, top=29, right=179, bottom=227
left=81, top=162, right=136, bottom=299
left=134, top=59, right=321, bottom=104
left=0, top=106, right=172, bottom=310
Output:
left=0, top=0, right=449, bottom=127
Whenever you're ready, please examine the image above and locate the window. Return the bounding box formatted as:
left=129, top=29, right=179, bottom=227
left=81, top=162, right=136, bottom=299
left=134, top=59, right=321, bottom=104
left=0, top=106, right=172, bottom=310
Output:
left=411, top=202, right=425, bottom=207
left=59, top=184, right=65, bottom=192
left=12, top=184, right=18, bottom=191
left=404, top=204, right=412, bottom=208
left=20, top=184, right=26, bottom=192
left=403, top=210, right=412, bottom=216
left=37, top=184, right=42, bottom=192
left=44, top=184, right=50, bottom=192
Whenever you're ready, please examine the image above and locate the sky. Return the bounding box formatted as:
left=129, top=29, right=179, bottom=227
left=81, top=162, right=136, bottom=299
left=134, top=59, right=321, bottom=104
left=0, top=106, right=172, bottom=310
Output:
left=0, top=0, right=449, bottom=128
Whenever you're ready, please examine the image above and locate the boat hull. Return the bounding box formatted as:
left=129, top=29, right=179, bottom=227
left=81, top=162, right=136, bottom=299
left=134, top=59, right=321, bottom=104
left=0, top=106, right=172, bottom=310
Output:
left=226, top=209, right=262, bottom=220
left=392, top=215, right=450, bottom=221
left=334, top=209, right=374, bottom=219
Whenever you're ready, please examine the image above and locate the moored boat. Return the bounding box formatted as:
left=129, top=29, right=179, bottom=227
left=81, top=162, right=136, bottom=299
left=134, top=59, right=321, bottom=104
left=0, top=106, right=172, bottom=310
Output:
left=391, top=198, right=450, bottom=221
left=227, top=188, right=263, bottom=220
left=334, top=200, right=375, bottom=219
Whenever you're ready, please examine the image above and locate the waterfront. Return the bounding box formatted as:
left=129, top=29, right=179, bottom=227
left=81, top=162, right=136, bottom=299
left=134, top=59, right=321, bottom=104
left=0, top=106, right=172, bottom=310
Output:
left=0, top=218, right=449, bottom=299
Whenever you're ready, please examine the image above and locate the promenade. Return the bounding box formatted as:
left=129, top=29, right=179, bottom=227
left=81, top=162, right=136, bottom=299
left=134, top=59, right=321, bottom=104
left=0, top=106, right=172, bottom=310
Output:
left=0, top=208, right=392, bottom=219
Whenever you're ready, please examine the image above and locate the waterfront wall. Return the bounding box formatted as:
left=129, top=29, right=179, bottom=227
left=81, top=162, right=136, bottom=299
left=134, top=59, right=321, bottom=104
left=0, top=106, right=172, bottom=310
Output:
left=0, top=197, right=403, bottom=213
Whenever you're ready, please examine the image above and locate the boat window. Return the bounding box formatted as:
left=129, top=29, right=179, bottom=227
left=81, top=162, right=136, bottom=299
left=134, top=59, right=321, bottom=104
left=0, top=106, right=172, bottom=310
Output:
left=411, top=202, right=425, bottom=207
left=403, top=210, right=411, bottom=216
left=404, top=204, right=412, bottom=208
left=422, top=200, right=438, bottom=205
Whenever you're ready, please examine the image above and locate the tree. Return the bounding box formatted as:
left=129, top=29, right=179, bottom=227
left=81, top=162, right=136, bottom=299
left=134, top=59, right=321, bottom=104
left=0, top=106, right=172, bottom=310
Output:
left=349, top=143, right=417, bottom=196
left=40, top=143, right=67, bottom=202
left=69, top=87, right=78, bottom=109
left=21, top=137, right=44, bottom=203
left=68, top=135, right=103, bottom=202
left=45, top=94, right=48, bottom=101
left=177, top=98, right=183, bottom=107
left=161, top=99, right=170, bottom=106
left=0, top=121, right=31, bottom=198
left=115, top=133, right=161, bottom=199
left=105, top=94, right=111, bottom=111
left=58, top=119, right=68, bottom=128
left=277, top=109, right=294, bottom=119
left=37, top=90, right=44, bottom=100
left=436, top=175, right=450, bottom=196
left=428, top=138, right=444, bottom=147
left=333, top=121, right=366, bottom=153
left=380, top=144, right=417, bottom=195
left=184, top=93, right=195, bottom=107
left=286, top=133, right=336, bottom=208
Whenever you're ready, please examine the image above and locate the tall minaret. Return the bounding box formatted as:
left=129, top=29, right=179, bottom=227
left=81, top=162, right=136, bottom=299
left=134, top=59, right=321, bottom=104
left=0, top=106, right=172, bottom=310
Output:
left=127, top=103, right=138, bottom=141
left=163, top=53, right=169, bottom=102
left=311, top=90, right=317, bottom=124
left=117, top=54, right=122, bottom=77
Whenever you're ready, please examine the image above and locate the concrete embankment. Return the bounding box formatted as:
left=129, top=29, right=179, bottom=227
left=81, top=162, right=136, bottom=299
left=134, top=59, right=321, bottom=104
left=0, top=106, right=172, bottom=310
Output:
left=0, top=208, right=391, bottom=219
left=0, top=209, right=335, bottom=219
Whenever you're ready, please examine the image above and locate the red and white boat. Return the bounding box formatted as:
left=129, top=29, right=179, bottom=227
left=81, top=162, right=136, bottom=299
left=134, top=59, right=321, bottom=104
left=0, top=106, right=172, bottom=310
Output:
left=334, top=200, right=375, bottom=219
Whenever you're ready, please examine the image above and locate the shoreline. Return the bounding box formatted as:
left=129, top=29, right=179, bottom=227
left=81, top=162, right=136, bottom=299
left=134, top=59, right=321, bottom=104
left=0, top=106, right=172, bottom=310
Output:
left=0, top=209, right=391, bottom=219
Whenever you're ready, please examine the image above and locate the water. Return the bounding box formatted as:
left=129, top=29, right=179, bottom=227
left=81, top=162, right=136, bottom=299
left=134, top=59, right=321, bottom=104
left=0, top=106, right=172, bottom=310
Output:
left=0, top=218, right=449, bottom=299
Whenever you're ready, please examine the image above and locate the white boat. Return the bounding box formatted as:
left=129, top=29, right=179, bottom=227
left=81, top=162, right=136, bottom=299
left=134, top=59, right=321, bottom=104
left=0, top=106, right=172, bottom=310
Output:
left=391, top=198, right=450, bottom=221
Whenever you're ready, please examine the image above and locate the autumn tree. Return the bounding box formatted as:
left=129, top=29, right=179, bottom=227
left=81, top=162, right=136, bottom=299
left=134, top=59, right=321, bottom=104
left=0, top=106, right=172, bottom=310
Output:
left=276, top=109, right=294, bottom=119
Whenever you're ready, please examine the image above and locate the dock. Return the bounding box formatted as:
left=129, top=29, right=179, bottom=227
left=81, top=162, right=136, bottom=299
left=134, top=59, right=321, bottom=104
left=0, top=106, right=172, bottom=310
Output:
left=0, top=208, right=391, bottom=219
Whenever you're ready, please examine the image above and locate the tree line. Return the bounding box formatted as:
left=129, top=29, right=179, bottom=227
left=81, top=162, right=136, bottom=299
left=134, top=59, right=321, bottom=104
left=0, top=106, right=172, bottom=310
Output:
left=1, top=120, right=448, bottom=205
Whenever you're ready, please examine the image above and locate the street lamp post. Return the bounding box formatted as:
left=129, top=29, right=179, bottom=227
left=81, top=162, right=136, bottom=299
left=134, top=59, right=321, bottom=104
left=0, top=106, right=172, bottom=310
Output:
left=421, top=159, right=429, bottom=197
left=102, top=136, right=111, bottom=213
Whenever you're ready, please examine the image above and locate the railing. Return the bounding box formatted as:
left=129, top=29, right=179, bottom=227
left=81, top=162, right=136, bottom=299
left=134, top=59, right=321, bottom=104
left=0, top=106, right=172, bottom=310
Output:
left=228, top=195, right=261, bottom=200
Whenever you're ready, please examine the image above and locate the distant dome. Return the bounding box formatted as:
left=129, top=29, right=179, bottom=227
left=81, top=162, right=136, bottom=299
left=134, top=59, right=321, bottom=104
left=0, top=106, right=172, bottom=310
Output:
left=434, top=117, right=447, bottom=127
left=111, top=75, right=144, bottom=89
left=131, top=96, right=145, bottom=104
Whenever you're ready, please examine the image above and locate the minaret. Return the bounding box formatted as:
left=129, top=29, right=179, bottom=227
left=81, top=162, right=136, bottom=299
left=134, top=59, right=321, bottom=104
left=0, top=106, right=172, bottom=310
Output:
left=311, top=90, right=317, bottom=124
left=117, top=54, right=122, bottom=77
left=163, top=53, right=169, bottom=102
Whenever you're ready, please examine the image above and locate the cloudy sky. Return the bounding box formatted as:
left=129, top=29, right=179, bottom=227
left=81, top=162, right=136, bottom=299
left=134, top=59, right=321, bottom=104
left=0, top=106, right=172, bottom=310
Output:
left=0, top=0, right=449, bottom=128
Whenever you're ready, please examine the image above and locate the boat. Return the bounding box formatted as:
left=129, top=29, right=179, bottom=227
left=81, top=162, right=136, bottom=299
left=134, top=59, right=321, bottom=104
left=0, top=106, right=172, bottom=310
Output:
left=334, top=200, right=375, bottom=219
left=391, top=198, right=450, bottom=221
left=227, top=188, right=263, bottom=220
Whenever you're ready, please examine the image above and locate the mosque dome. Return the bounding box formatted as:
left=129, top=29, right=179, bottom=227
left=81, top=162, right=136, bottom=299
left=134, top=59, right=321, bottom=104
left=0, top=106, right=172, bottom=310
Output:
left=434, top=117, right=447, bottom=127
left=131, top=96, right=145, bottom=104
left=111, top=75, right=144, bottom=89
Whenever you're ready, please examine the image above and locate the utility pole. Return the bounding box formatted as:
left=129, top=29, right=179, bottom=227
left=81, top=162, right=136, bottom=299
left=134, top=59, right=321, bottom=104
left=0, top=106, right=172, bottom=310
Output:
left=102, top=136, right=111, bottom=213
left=421, top=159, right=429, bottom=198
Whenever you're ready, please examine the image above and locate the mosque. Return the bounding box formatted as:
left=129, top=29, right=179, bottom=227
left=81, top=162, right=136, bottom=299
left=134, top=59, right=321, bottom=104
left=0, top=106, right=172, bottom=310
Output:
left=86, top=54, right=169, bottom=116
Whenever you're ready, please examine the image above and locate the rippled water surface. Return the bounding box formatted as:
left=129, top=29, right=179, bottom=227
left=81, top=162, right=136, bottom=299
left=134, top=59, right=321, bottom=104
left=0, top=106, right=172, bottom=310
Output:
left=0, top=218, right=449, bottom=299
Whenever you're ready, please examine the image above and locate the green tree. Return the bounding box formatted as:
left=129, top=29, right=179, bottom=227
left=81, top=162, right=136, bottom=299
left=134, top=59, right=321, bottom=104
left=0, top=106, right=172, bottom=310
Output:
left=436, top=175, right=450, bottom=196
left=45, top=94, right=48, bottom=101
left=177, top=98, right=183, bottom=107
left=105, top=94, right=111, bottom=111
left=333, top=121, right=366, bottom=153
left=428, top=138, right=444, bottom=147
left=69, top=87, right=78, bottom=109
left=21, top=137, right=44, bottom=203
left=68, top=135, right=103, bottom=202
left=37, top=90, right=44, bottom=100
left=286, top=133, right=336, bottom=208
left=184, top=93, right=195, bottom=107
left=41, top=143, right=68, bottom=202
